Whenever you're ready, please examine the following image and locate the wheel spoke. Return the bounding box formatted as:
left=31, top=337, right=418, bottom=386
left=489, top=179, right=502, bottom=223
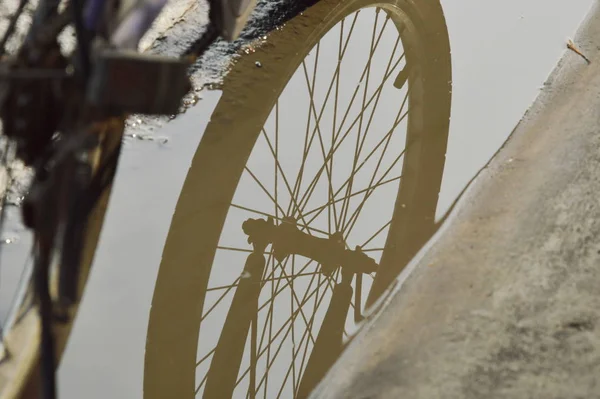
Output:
left=329, top=13, right=393, bottom=145
left=201, top=250, right=274, bottom=325
left=361, top=219, right=392, bottom=248
left=276, top=276, right=332, bottom=399
left=253, top=273, right=334, bottom=396
left=244, top=166, right=287, bottom=217
left=342, top=106, right=410, bottom=237
left=261, top=128, right=316, bottom=235
left=283, top=12, right=361, bottom=218
left=275, top=102, right=280, bottom=217
left=234, top=274, right=332, bottom=390
left=332, top=100, right=406, bottom=198
left=196, top=348, right=216, bottom=367
left=340, top=10, right=385, bottom=226
left=294, top=270, right=341, bottom=389
left=361, top=248, right=384, bottom=252
left=288, top=41, right=321, bottom=218
left=257, top=262, right=325, bottom=359
left=330, top=18, right=345, bottom=231
left=273, top=101, right=280, bottom=397
left=276, top=264, right=319, bottom=346
left=196, top=372, right=209, bottom=395
left=326, top=59, right=405, bottom=201
left=303, top=175, right=402, bottom=219
left=297, top=38, right=403, bottom=218
left=343, top=140, right=408, bottom=238
left=256, top=257, right=312, bottom=357
left=303, top=102, right=408, bottom=229
left=204, top=272, right=323, bottom=293
left=301, top=59, right=338, bottom=230
left=340, top=32, right=401, bottom=227
left=339, top=52, right=410, bottom=234
left=200, top=276, right=242, bottom=322
left=257, top=256, right=290, bottom=384
left=265, top=256, right=275, bottom=398
left=355, top=35, right=402, bottom=160
left=290, top=255, right=297, bottom=395
left=256, top=259, right=318, bottom=317
left=217, top=246, right=267, bottom=254
left=294, top=51, right=405, bottom=217
left=261, top=128, right=303, bottom=221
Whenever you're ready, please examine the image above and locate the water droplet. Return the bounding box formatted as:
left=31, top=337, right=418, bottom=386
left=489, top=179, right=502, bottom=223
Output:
left=241, top=271, right=252, bottom=279
left=3, top=236, right=17, bottom=244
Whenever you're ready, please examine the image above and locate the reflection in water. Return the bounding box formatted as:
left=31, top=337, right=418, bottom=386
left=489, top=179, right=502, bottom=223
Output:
left=144, top=0, right=451, bottom=397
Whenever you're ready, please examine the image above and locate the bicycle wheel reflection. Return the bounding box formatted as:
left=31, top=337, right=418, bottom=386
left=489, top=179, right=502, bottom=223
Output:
left=144, top=0, right=452, bottom=397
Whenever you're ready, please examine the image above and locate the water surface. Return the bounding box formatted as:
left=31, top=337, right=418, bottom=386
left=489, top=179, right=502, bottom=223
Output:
left=32, top=0, right=594, bottom=397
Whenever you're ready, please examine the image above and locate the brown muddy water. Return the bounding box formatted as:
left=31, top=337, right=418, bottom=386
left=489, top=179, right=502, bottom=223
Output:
left=0, top=0, right=595, bottom=398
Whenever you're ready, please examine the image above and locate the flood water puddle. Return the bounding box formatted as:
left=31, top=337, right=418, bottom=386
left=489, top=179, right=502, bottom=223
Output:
left=47, top=0, right=595, bottom=398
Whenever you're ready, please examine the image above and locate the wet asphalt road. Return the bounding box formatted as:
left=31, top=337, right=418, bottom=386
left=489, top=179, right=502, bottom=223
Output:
left=1, top=0, right=598, bottom=397
left=59, top=0, right=595, bottom=397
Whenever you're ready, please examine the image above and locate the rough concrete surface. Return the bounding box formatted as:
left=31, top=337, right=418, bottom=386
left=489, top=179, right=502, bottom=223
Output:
left=310, top=4, right=600, bottom=399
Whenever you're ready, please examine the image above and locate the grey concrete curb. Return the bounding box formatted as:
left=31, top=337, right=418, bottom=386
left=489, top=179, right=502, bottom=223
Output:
left=310, top=3, right=600, bottom=399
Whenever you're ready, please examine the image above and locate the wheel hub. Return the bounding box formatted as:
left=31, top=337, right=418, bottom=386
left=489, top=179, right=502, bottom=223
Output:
left=242, top=216, right=378, bottom=275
